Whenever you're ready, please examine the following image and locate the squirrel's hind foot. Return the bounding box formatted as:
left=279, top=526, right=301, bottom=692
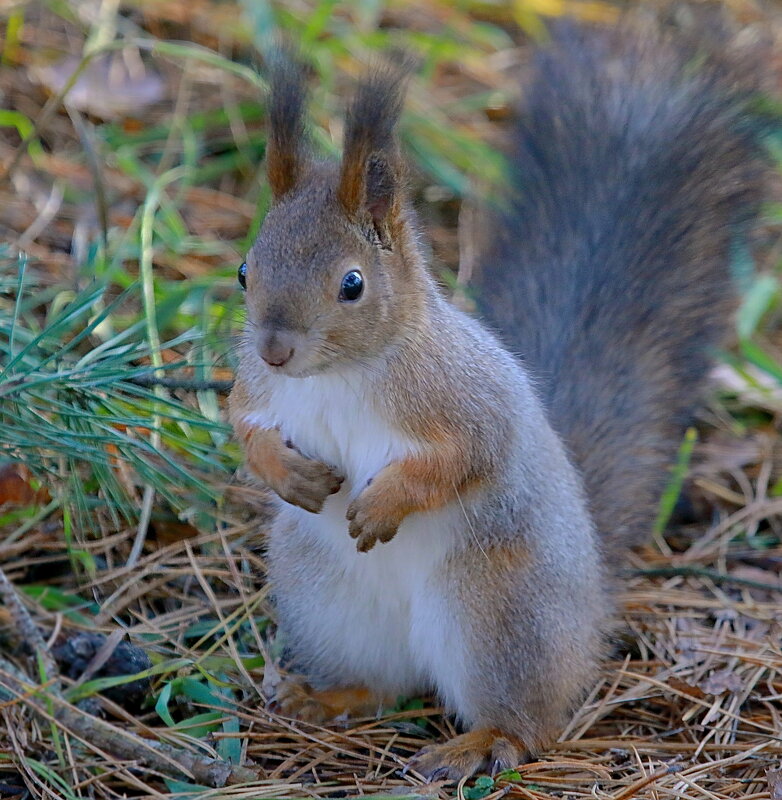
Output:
left=271, top=675, right=380, bottom=723
left=406, top=729, right=529, bottom=782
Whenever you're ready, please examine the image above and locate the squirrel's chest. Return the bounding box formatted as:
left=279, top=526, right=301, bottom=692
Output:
left=251, top=370, right=416, bottom=492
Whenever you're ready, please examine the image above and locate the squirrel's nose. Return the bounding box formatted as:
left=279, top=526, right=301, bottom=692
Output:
left=260, top=332, right=295, bottom=368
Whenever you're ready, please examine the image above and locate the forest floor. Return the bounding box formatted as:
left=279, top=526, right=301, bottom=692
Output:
left=2, top=1, right=782, bottom=798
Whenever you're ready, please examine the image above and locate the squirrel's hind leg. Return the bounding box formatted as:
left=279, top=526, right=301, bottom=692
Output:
left=408, top=534, right=607, bottom=781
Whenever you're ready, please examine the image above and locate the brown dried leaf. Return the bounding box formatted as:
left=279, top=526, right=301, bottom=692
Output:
left=0, top=462, right=50, bottom=507
left=668, top=677, right=707, bottom=699
left=149, top=518, right=200, bottom=546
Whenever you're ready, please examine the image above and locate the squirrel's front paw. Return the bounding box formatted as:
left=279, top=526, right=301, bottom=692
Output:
left=243, top=428, right=343, bottom=512
left=346, top=485, right=402, bottom=552
left=276, top=447, right=343, bottom=513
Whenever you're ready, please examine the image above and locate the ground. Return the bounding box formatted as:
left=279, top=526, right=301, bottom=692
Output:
left=1, top=1, right=782, bottom=798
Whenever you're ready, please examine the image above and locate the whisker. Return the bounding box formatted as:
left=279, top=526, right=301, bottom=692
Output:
left=454, top=486, right=489, bottom=562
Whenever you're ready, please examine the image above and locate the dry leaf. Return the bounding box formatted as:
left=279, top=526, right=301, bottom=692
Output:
left=150, top=518, right=200, bottom=546
left=31, top=51, right=164, bottom=119
left=668, top=677, right=707, bottom=699
left=0, top=462, right=50, bottom=506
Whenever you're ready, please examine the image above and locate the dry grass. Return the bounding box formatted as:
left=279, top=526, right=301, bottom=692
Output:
left=1, top=1, right=782, bottom=798
left=2, top=468, right=782, bottom=798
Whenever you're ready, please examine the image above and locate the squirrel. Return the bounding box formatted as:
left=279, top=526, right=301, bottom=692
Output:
left=228, top=23, right=764, bottom=781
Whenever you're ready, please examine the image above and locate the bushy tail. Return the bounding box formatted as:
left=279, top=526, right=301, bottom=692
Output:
left=473, top=24, right=766, bottom=551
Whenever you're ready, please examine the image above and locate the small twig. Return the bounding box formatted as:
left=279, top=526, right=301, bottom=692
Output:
left=157, top=61, right=193, bottom=176
left=0, top=566, right=59, bottom=685
left=611, top=763, right=682, bottom=800
left=127, top=374, right=234, bottom=393
left=0, top=657, right=259, bottom=786
left=127, top=483, right=154, bottom=569
left=16, top=181, right=64, bottom=250
left=628, top=565, right=782, bottom=593
left=66, top=105, right=109, bottom=251
left=0, top=371, right=234, bottom=395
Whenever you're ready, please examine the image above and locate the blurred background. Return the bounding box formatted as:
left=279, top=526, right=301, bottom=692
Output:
left=0, top=0, right=536, bottom=534
left=1, top=1, right=782, bottom=798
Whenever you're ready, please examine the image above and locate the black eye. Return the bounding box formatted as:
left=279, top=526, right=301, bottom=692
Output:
left=238, top=262, right=247, bottom=290
left=339, top=270, right=364, bottom=302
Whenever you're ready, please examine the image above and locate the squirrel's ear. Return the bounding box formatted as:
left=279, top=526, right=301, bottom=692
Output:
left=338, top=65, right=411, bottom=248
left=266, top=50, right=308, bottom=201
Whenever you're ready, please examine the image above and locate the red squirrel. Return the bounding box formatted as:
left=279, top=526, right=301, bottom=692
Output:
left=228, top=24, right=764, bottom=780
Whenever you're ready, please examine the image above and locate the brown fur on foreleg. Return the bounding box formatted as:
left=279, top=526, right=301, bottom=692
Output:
left=243, top=427, right=343, bottom=513
left=347, top=443, right=478, bottom=551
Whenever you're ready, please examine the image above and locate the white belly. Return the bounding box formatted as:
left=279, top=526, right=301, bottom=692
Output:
left=243, top=368, right=467, bottom=703
left=277, top=497, right=462, bottom=695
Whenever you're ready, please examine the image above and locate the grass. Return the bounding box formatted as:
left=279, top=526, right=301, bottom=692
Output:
left=1, top=0, right=782, bottom=798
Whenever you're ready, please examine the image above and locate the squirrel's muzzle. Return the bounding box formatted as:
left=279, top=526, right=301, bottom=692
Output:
left=259, top=329, right=297, bottom=368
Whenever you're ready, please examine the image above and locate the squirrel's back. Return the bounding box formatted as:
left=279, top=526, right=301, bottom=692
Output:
left=473, top=24, right=766, bottom=551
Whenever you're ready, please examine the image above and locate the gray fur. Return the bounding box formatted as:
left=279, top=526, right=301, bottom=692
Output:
left=473, top=25, right=765, bottom=551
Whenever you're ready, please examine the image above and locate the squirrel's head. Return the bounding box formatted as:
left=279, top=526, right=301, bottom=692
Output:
left=240, top=54, right=426, bottom=378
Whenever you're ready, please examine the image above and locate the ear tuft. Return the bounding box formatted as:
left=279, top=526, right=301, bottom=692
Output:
left=266, top=48, right=309, bottom=200
left=338, top=60, right=413, bottom=244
